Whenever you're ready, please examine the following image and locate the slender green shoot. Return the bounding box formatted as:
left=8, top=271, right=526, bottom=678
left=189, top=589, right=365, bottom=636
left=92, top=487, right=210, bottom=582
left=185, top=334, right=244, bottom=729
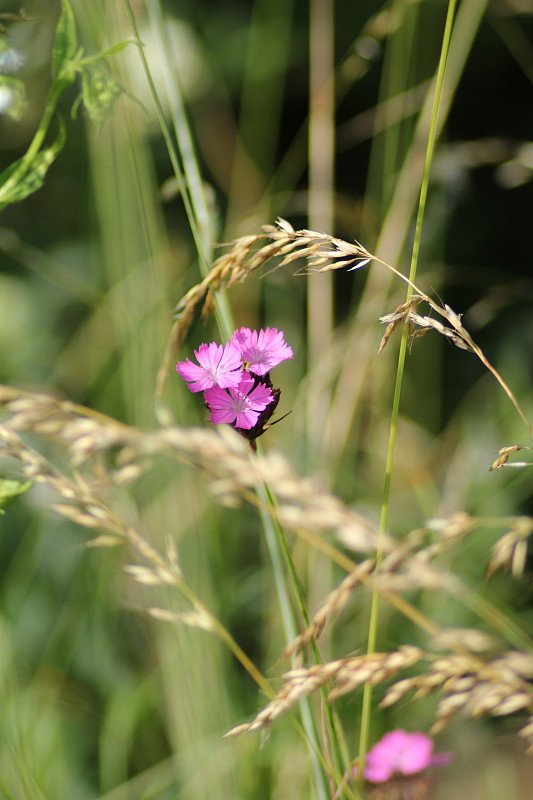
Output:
left=357, top=0, right=459, bottom=785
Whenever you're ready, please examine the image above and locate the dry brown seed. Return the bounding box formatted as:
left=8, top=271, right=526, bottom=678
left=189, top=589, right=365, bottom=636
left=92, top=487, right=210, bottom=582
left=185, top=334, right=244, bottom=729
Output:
left=432, top=628, right=499, bottom=654
left=498, top=651, right=533, bottom=678
left=491, top=693, right=532, bottom=716
left=284, top=560, right=375, bottom=656
left=51, top=504, right=101, bottom=527
left=124, top=566, right=168, bottom=586
left=490, top=444, right=528, bottom=470
left=518, top=718, right=533, bottom=740
left=380, top=677, right=421, bottom=708
left=85, top=535, right=124, bottom=548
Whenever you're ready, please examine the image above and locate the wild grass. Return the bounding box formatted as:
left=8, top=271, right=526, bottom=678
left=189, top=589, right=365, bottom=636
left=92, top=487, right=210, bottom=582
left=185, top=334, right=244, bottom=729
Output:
left=0, top=0, right=532, bottom=799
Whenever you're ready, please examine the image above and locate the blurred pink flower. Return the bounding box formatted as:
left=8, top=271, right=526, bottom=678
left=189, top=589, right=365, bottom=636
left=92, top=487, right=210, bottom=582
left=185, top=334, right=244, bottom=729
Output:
left=204, top=375, right=273, bottom=429
left=232, top=327, right=293, bottom=376
left=176, top=342, right=243, bottom=392
left=354, top=730, right=453, bottom=784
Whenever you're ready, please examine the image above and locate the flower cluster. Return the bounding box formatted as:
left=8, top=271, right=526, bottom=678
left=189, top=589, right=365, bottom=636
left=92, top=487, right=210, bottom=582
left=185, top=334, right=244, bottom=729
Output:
left=176, top=328, right=293, bottom=445
left=354, top=730, right=452, bottom=784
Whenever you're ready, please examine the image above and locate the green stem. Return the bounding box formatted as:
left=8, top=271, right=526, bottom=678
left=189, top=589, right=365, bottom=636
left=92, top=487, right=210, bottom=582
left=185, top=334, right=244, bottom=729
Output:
left=123, top=0, right=234, bottom=341
left=256, top=480, right=331, bottom=800
left=0, top=80, right=64, bottom=204
left=175, top=576, right=272, bottom=695
left=260, top=477, right=349, bottom=792
left=358, top=0, right=458, bottom=785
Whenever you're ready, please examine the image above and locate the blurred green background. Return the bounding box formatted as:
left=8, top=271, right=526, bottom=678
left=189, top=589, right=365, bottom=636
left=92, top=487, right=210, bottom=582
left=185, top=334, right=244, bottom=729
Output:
left=0, top=0, right=532, bottom=797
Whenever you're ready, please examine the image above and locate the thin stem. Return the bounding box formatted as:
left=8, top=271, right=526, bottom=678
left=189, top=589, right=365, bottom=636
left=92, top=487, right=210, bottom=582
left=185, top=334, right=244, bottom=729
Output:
left=467, top=344, right=533, bottom=439
left=262, top=482, right=348, bottom=793
left=372, top=254, right=533, bottom=439
left=122, top=1, right=198, bottom=259
left=123, top=0, right=233, bottom=340
left=358, top=0, right=458, bottom=784
left=175, top=576, right=273, bottom=695
left=256, top=480, right=331, bottom=800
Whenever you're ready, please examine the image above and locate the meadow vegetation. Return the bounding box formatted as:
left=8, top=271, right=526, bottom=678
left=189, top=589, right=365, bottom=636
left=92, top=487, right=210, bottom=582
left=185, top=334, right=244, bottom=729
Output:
left=0, top=1, right=532, bottom=798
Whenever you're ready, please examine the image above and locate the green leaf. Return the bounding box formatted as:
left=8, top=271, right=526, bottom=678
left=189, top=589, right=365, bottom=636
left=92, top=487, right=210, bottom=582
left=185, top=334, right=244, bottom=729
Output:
left=0, top=478, right=32, bottom=513
left=0, top=118, right=66, bottom=209
left=51, top=0, right=78, bottom=81
left=81, top=39, right=136, bottom=64
left=81, top=66, right=122, bottom=123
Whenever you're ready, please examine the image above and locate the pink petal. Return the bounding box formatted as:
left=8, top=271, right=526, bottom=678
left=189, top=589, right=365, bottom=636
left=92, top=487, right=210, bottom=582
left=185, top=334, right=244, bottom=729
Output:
left=203, top=376, right=273, bottom=430
left=176, top=359, right=211, bottom=392
left=203, top=386, right=238, bottom=424
left=365, top=731, right=433, bottom=780
left=234, top=408, right=260, bottom=429
left=355, top=730, right=451, bottom=785
left=247, top=381, right=274, bottom=410
left=352, top=761, right=394, bottom=784
left=176, top=341, right=243, bottom=392
left=232, top=327, right=293, bottom=376
left=231, top=328, right=251, bottom=352
left=430, top=751, right=454, bottom=767
left=196, top=342, right=243, bottom=388
left=235, top=374, right=255, bottom=393
left=395, top=733, right=433, bottom=775
left=212, top=407, right=242, bottom=424
left=363, top=763, right=394, bottom=783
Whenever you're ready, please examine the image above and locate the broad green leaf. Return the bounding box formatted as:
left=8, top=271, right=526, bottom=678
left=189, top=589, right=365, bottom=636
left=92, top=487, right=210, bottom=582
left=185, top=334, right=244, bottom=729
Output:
left=0, top=478, right=32, bottom=513
left=51, top=0, right=78, bottom=81
left=81, top=66, right=122, bottom=123
left=0, top=118, right=66, bottom=209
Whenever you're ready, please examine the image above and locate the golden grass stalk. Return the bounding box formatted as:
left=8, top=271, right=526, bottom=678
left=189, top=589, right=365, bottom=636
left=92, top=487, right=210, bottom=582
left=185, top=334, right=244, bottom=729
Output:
left=162, top=219, right=533, bottom=440
left=3, top=383, right=533, bottom=754
left=225, top=646, right=423, bottom=739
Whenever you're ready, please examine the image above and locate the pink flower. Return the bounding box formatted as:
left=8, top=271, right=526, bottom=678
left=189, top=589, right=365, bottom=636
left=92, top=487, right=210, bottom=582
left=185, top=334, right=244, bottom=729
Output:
left=176, top=342, right=243, bottom=392
left=204, top=375, right=274, bottom=430
left=353, top=730, right=453, bottom=784
left=232, top=327, right=293, bottom=376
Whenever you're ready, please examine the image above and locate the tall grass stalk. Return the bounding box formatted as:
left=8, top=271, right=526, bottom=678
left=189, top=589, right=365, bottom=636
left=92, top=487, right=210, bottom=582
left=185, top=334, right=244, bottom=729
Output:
left=124, top=0, right=234, bottom=344
left=257, top=481, right=332, bottom=800
left=358, top=0, right=459, bottom=783
left=307, top=2, right=348, bottom=792
left=145, top=0, right=215, bottom=260
left=323, top=0, right=488, bottom=471
left=307, top=0, right=334, bottom=467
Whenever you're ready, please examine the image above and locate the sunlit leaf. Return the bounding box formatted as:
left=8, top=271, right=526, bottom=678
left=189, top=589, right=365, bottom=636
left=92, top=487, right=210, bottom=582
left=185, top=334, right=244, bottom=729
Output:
left=0, top=478, right=32, bottom=513
left=84, top=39, right=136, bottom=62
left=51, top=0, right=78, bottom=81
